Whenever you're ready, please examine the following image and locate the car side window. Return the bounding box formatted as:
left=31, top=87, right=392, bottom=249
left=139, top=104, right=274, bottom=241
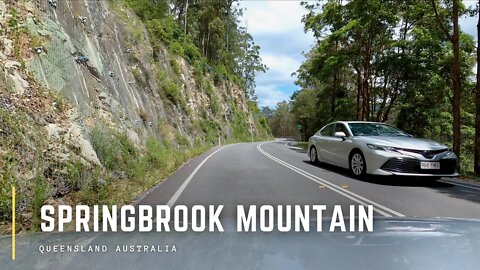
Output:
left=320, top=124, right=335, bottom=136
left=334, top=123, right=349, bottom=136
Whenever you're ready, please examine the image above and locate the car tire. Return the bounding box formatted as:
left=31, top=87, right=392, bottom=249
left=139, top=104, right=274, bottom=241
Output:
left=349, top=151, right=366, bottom=177
left=309, top=146, right=319, bottom=164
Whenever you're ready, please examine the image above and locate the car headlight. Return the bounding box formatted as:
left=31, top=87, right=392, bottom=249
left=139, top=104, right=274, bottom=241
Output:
left=367, top=144, right=399, bottom=152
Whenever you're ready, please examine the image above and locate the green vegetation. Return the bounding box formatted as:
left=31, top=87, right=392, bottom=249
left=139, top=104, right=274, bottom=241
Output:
left=261, top=102, right=299, bottom=138
left=0, top=173, right=16, bottom=222
left=1, top=0, right=273, bottom=233
left=124, top=0, right=266, bottom=99
left=0, top=107, right=42, bottom=225
left=88, top=126, right=211, bottom=205
left=169, top=57, right=182, bottom=76
left=31, top=174, right=49, bottom=231
left=90, top=127, right=137, bottom=171
left=156, top=68, right=187, bottom=110
left=263, top=0, right=479, bottom=177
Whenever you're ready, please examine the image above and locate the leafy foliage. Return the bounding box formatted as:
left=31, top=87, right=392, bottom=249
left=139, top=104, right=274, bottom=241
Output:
left=125, top=0, right=266, bottom=97
left=264, top=0, right=476, bottom=175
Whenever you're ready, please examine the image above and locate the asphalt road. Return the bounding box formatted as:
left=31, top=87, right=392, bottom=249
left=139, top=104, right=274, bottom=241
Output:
left=138, top=140, right=480, bottom=219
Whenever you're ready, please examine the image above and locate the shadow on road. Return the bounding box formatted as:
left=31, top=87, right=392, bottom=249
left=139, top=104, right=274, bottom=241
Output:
left=301, top=160, right=480, bottom=205
left=301, top=160, right=452, bottom=188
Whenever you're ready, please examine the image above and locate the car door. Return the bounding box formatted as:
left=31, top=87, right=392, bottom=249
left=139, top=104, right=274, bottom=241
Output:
left=315, top=123, right=335, bottom=163
left=328, top=123, right=352, bottom=168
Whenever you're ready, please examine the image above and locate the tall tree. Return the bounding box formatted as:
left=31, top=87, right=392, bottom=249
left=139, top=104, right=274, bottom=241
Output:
left=238, top=29, right=267, bottom=98
left=475, top=0, right=480, bottom=176
left=430, top=0, right=462, bottom=167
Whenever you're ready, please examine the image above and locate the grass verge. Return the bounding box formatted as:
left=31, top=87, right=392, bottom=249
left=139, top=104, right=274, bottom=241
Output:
left=88, top=127, right=213, bottom=206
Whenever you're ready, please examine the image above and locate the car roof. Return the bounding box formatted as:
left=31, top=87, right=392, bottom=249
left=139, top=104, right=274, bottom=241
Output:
left=334, top=121, right=379, bottom=124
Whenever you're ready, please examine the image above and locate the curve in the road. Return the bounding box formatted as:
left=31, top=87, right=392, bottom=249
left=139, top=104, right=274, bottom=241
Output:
left=166, top=145, right=233, bottom=207
left=257, top=142, right=405, bottom=217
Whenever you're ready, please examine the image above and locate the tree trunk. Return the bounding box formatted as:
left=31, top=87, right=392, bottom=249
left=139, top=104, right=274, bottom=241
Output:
left=331, top=72, right=337, bottom=116
left=452, top=0, right=461, bottom=169
left=184, top=0, right=189, bottom=35
left=430, top=0, right=462, bottom=170
left=355, top=68, right=361, bottom=120
left=377, top=79, right=388, bottom=121
left=475, top=0, right=480, bottom=176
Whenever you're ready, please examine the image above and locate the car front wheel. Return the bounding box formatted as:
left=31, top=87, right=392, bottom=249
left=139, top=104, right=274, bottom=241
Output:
left=350, top=151, right=366, bottom=177
left=309, top=146, right=319, bottom=164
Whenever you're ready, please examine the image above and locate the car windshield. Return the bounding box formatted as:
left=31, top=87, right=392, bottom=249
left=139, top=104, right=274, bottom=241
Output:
left=348, top=123, right=410, bottom=137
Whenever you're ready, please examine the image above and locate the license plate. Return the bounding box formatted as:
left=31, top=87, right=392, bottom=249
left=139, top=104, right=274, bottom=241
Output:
left=420, top=162, right=440, bottom=170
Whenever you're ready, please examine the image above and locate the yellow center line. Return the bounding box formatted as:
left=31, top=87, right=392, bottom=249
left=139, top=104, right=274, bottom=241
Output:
left=12, top=185, right=15, bottom=261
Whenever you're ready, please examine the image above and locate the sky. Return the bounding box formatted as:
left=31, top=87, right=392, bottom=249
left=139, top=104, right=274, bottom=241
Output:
left=240, top=0, right=479, bottom=109
left=240, top=0, right=315, bottom=108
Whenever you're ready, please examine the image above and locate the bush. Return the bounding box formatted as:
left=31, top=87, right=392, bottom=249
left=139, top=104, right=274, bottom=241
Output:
left=65, top=160, right=85, bottom=192
left=80, top=177, right=108, bottom=206
left=213, top=65, right=228, bottom=86
left=183, top=41, right=202, bottom=62
left=0, top=173, right=16, bottom=221
left=169, top=57, right=182, bottom=76
left=169, top=42, right=185, bottom=57
left=145, top=138, right=169, bottom=169
left=89, top=127, right=137, bottom=171
left=31, top=175, right=49, bottom=231
left=198, top=119, right=220, bottom=144
left=163, top=80, right=181, bottom=104
left=175, top=132, right=189, bottom=146
left=145, top=18, right=182, bottom=46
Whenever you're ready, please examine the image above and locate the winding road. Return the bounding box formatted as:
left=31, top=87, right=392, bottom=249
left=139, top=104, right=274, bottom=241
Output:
left=138, top=140, right=480, bottom=219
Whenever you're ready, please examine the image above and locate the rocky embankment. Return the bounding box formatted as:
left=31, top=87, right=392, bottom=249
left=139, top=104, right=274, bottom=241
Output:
left=0, top=0, right=269, bottom=232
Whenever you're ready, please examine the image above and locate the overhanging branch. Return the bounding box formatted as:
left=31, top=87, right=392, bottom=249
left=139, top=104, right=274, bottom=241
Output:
left=430, top=0, right=454, bottom=43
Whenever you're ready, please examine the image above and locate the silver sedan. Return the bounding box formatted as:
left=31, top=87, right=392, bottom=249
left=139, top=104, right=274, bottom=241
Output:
left=307, top=121, right=458, bottom=178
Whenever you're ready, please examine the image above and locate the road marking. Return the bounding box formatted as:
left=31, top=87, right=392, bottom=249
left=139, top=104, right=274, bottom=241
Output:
left=257, top=142, right=405, bottom=217
left=12, top=185, right=15, bottom=261
left=285, top=141, right=303, bottom=150
left=438, top=179, right=480, bottom=191
left=166, top=145, right=231, bottom=207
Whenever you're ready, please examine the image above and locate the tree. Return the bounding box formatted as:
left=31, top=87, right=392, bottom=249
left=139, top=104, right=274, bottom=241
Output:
left=265, top=102, right=299, bottom=138
left=430, top=0, right=462, bottom=167
left=296, top=0, right=476, bottom=174
left=475, top=0, right=480, bottom=176
left=238, top=29, right=267, bottom=98
left=127, top=0, right=266, bottom=98
left=291, top=89, right=319, bottom=140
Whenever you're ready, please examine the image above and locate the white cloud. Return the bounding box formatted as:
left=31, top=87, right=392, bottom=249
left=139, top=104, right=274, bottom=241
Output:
left=260, top=54, right=301, bottom=84
left=256, top=85, right=292, bottom=108
left=241, top=1, right=308, bottom=35
left=238, top=1, right=315, bottom=106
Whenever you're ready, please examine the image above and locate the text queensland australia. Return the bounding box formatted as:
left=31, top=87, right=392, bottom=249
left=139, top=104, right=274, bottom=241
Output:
left=41, top=205, right=374, bottom=232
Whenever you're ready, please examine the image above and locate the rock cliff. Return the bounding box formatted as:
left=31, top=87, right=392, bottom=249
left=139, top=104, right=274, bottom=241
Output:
left=0, top=0, right=269, bottom=232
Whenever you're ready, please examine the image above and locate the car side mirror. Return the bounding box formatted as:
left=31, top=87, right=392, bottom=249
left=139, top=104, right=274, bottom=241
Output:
left=333, top=132, right=347, bottom=140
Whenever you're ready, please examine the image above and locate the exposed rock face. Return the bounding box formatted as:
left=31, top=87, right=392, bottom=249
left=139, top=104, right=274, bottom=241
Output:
left=19, top=0, right=257, bottom=146
left=0, top=0, right=267, bottom=230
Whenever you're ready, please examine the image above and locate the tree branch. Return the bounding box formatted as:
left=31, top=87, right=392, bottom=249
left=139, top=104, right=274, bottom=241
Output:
left=430, top=0, right=454, bottom=43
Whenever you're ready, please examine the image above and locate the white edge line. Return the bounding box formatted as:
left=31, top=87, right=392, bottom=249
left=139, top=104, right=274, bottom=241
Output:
left=438, top=180, right=480, bottom=191
left=285, top=141, right=304, bottom=150
left=257, top=142, right=405, bottom=217
left=166, top=145, right=232, bottom=207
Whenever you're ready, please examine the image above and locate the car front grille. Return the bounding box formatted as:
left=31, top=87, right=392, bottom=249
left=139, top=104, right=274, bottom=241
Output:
left=397, top=148, right=449, bottom=159
left=380, top=158, right=457, bottom=174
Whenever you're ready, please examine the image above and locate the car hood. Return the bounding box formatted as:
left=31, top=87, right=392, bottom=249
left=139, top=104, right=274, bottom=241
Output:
left=1, top=218, right=480, bottom=270
left=354, top=136, right=448, bottom=150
